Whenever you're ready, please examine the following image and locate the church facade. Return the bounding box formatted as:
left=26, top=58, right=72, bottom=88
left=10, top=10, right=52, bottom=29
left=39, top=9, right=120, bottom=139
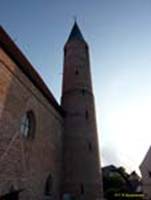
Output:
left=0, top=23, right=103, bottom=200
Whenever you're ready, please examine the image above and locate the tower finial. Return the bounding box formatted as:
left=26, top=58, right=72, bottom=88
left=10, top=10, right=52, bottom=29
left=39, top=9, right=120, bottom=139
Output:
left=67, top=18, right=85, bottom=42
left=73, top=15, right=77, bottom=23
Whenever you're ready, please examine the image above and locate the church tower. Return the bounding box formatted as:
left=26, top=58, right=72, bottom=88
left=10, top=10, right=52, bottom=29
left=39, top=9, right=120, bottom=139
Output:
left=61, top=22, right=103, bottom=200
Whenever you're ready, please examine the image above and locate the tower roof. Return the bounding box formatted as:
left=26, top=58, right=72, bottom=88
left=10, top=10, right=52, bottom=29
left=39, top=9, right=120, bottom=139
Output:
left=67, top=22, right=85, bottom=42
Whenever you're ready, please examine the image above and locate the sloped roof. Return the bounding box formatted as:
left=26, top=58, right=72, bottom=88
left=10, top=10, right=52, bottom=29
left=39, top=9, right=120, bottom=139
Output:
left=0, top=26, right=63, bottom=116
left=67, top=22, right=85, bottom=42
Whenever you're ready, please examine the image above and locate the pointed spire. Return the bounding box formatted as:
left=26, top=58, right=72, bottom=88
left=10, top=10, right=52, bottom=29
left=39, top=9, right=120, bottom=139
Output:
left=67, top=22, right=85, bottom=42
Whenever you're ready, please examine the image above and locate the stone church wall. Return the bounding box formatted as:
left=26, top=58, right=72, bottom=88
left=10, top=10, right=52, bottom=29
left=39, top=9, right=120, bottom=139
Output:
left=0, top=48, right=63, bottom=200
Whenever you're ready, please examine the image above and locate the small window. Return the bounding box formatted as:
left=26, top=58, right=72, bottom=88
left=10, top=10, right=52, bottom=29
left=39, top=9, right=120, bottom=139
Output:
left=85, top=45, right=88, bottom=56
left=81, top=184, right=84, bottom=194
left=75, top=69, right=79, bottom=75
left=82, top=89, right=85, bottom=95
left=64, top=47, right=67, bottom=56
left=148, top=171, right=151, bottom=178
left=45, top=174, right=53, bottom=196
left=88, top=142, right=92, bottom=151
left=20, top=111, right=35, bottom=138
left=85, top=44, right=88, bottom=51
left=85, top=110, right=89, bottom=120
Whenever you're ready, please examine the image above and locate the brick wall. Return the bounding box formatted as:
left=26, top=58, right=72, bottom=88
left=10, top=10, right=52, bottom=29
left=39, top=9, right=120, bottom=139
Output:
left=0, top=48, right=63, bottom=200
left=61, top=38, right=103, bottom=200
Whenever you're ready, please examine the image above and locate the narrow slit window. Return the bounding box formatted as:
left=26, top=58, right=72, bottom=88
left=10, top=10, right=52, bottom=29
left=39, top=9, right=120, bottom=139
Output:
left=148, top=171, right=151, bottom=178
left=85, top=44, right=88, bottom=51
left=88, top=142, right=92, bottom=151
left=45, top=174, right=53, bottom=196
left=85, top=45, right=88, bottom=57
left=81, top=184, right=84, bottom=194
left=20, top=111, right=35, bottom=139
left=85, top=110, right=89, bottom=120
left=64, top=47, right=67, bottom=56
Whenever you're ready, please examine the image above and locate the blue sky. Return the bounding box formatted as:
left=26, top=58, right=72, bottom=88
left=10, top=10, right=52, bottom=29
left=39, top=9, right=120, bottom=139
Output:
left=1, top=0, right=151, bottom=175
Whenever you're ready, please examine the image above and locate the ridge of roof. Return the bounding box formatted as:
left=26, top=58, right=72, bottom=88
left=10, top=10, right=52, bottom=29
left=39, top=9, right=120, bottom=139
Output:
left=0, top=26, right=64, bottom=116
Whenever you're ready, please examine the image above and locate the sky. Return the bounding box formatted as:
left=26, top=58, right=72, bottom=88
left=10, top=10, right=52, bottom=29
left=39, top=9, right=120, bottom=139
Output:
left=1, top=0, right=151, bottom=175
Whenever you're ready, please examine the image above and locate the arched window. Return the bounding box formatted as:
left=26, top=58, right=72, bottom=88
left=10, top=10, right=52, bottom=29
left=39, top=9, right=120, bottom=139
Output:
left=20, top=111, right=35, bottom=138
left=45, top=174, right=53, bottom=196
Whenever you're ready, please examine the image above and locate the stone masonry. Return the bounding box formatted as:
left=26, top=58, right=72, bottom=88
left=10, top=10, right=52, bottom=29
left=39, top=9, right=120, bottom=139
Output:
left=61, top=22, right=103, bottom=200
